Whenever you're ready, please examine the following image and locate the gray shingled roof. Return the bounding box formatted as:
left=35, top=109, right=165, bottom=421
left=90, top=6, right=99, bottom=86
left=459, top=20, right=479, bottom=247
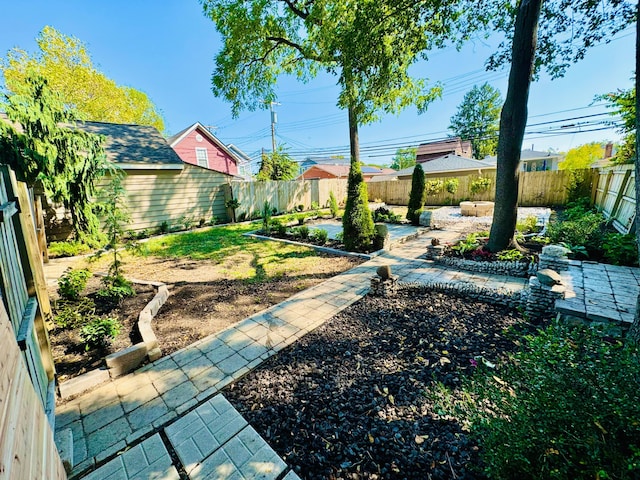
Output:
left=395, top=154, right=495, bottom=176
left=75, top=121, right=184, bottom=167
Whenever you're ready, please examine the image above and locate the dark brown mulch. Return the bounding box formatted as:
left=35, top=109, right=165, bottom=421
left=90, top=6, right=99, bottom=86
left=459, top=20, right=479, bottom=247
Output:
left=224, top=288, right=529, bottom=480
left=49, top=278, right=156, bottom=382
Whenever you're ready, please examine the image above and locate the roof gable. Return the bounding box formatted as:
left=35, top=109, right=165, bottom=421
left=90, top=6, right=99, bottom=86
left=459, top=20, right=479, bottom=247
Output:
left=169, top=122, right=238, bottom=165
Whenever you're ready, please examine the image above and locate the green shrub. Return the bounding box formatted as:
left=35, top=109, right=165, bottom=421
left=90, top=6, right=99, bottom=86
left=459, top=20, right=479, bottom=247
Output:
left=97, top=274, right=135, bottom=300
left=48, top=241, right=91, bottom=258
left=342, top=163, right=374, bottom=252
left=470, top=176, right=491, bottom=196
left=261, top=201, right=272, bottom=234
left=80, top=317, right=122, bottom=350
left=296, top=213, right=306, bottom=225
left=57, top=268, right=92, bottom=300
left=311, top=201, right=321, bottom=217
left=496, top=248, right=525, bottom=262
left=329, top=191, right=339, bottom=218
left=296, top=225, right=310, bottom=239
left=603, top=232, right=638, bottom=266
left=373, top=206, right=401, bottom=224
left=563, top=197, right=593, bottom=220
left=444, top=178, right=459, bottom=195
left=516, top=215, right=538, bottom=234
left=451, top=233, right=480, bottom=255
left=272, top=219, right=288, bottom=236
left=312, top=228, right=328, bottom=244
left=441, top=323, right=640, bottom=480
left=407, top=164, right=426, bottom=225
left=425, top=179, right=444, bottom=196
left=53, top=298, right=96, bottom=329
left=546, top=211, right=605, bottom=253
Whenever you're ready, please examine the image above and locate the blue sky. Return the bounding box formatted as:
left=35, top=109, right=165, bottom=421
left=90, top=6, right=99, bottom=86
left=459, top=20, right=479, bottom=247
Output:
left=0, top=0, right=634, bottom=169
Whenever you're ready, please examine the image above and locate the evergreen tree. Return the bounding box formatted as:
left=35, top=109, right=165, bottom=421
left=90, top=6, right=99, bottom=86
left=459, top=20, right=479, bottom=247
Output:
left=343, top=160, right=374, bottom=251
left=407, top=164, right=426, bottom=226
left=0, top=74, right=106, bottom=242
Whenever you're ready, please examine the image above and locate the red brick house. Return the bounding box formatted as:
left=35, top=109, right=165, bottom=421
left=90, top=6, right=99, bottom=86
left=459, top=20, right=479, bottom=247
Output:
left=169, top=122, right=242, bottom=176
left=299, top=164, right=391, bottom=181
left=417, top=137, right=473, bottom=162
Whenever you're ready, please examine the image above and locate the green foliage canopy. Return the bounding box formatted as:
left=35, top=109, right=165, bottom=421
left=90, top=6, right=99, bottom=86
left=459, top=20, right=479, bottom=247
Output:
left=599, top=87, right=635, bottom=164
left=0, top=74, right=106, bottom=240
left=256, top=147, right=298, bottom=181
left=1, top=26, right=164, bottom=131
left=390, top=147, right=417, bottom=170
left=449, top=82, right=502, bottom=159
left=559, top=142, right=604, bottom=170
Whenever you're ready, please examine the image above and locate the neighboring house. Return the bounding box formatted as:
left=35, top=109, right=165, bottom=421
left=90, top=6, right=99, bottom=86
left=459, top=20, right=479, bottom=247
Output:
left=169, top=122, right=243, bottom=177
left=298, top=156, right=350, bottom=175
left=44, top=120, right=235, bottom=239
left=299, top=164, right=391, bottom=181
left=485, top=149, right=563, bottom=172
left=378, top=154, right=496, bottom=181
left=416, top=137, right=473, bottom=163
left=226, top=143, right=254, bottom=180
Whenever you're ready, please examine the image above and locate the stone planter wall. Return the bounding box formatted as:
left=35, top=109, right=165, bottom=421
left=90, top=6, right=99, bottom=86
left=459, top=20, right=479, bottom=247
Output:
left=397, top=281, right=524, bottom=309
left=425, top=246, right=536, bottom=278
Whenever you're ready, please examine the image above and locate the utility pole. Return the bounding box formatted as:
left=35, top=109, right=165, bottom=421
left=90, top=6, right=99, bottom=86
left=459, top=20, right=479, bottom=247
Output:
left=264, top=101, right=280, bottom=153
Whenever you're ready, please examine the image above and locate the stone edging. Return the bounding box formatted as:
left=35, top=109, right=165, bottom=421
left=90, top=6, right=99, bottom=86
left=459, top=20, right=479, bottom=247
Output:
left=57, top=277, right=170, bottom=400
left=399, top=281, right=524, bottom=309
left=428, top=254, right=537, bottom=278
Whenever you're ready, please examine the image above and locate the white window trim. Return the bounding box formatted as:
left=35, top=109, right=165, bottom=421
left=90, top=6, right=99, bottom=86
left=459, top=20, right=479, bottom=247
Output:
left=195, top=148, right=209, bottom=168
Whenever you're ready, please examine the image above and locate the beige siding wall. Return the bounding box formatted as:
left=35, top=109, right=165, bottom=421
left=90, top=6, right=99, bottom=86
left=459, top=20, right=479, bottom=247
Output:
left=108, top=165, right=231, bottom=231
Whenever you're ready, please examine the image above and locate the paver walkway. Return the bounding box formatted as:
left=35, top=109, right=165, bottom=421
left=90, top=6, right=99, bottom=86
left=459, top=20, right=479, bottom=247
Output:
left=54, top=225, right=637, bottom=479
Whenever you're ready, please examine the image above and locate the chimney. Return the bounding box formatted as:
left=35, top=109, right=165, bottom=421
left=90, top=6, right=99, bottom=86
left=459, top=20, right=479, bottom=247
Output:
left=604, top=142, right=613, bottom=159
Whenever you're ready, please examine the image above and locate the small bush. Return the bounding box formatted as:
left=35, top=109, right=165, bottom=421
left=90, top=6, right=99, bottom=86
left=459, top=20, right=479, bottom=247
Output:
left=312, top=228, right=328, bottom=244
left=516, top=215, right=538, bottom=235
left=451, top=233, right=480, bottom=255
left=373, top=206, right=401, bottom=224
left=444, top=178, right=459, bottom=195
left=57, top=268, right=92, bottom=300
left=442, top=323, right=640, bottom=480
left=294, top=225, right=309, bottom=239
left=603, top=232, right=638, bottom=266
left=159, top=220, right=170, bottom=233
left=97, top=274, right=135, bottom=300
left=80, top=317, right=122, bottom=350
left=296, top=213, right=306, bottom=225
left=272, top=219, right=288, bottom=236
left=48, top=241, right=91, bottom=258
left=53, top=298, right=96, bottom=329
left=425, top=179, right=444, bottom=196
left=496, top=248, right=525, bottom=262
left=470, top=176, right=491, bottom=196
left=329, top=191, right=339, bottom=218
left=547, top=211, right=605, bottom=254
left=261, top=201, right=272, bottom=234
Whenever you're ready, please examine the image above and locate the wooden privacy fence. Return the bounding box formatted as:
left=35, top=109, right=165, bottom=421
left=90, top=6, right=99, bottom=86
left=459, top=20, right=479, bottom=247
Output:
left=230, top=178, right=348, bottom=219
left=594, top=164, right=636, bottom=233
left=0, top=166, right=66, bottom=478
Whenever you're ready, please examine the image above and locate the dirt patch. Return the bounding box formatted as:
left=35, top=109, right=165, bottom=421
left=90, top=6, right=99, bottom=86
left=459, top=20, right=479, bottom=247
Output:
left=224, top=288, right=531, bottom=480
left=49, top=252, right=364, bottom=379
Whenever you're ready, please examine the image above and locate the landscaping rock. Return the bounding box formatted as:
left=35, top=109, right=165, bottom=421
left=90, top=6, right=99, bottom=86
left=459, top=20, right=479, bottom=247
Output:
left=376, top=265, right=392, bottom=280
left=537, top=268, right=562, bottom=286
left=430, top=237, right=440, bottom=246
left=419, top=210, right=432, bottom=227
left=542, top=244, right=570, bottom=258
left=105, top=343, right=148, bottom=378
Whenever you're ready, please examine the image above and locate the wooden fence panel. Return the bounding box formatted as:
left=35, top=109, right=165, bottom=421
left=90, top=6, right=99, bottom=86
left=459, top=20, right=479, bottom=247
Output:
left=0, top=299, right=66, bottom=479
left=594, top=164, right=636, bottom=234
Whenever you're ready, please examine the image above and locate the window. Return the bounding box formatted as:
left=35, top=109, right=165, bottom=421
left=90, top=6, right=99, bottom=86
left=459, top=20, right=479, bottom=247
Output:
left=195, top=148, right=208, bottom=168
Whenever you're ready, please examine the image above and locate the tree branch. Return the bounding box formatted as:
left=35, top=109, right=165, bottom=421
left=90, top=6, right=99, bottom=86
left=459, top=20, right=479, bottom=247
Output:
left=266, top=36, right=326, bottom=62
left=280, top=0, right=309, bottom=19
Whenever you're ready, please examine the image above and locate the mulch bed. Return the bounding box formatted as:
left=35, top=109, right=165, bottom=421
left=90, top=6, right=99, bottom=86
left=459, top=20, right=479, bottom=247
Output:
left=224, top=288, right=529, bottom=480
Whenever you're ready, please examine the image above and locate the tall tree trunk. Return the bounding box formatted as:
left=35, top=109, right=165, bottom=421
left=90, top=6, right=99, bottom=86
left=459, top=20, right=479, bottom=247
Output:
left=627, top=0, right=640, bottom=343
left=487, top=0, right=542, bottom=252
left=348, top=104, right=359, bottom=165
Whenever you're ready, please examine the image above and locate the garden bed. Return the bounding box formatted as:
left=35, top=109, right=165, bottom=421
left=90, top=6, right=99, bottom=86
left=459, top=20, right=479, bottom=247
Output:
left=224, top=287, right=530, bottom=479
left=49, top=276, right=156, bottom=382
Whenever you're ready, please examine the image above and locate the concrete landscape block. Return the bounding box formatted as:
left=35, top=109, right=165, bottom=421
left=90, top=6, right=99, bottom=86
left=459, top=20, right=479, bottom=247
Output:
left=54, top=428, right=74, bottom=473
left=58, top=368, right=110, bottom=399
left=106, top=343, right=148, bottom=378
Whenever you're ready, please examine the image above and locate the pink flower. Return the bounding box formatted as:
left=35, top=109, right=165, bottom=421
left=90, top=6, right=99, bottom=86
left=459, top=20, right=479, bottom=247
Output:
left=469, top=358, right=478, bottom=367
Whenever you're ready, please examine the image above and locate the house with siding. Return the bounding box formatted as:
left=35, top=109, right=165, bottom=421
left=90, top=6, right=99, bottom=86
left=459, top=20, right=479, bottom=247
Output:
left=50, top=121, right=234, bottom=238
left=169, top=122, right=251, bottom=179
left=484, top=149, right=563, bottom=171
left=416, top=137, right=473, bottom=163
left=371, top=154, right=496, bottom=181
left=299, top=164, right=393, bottom=181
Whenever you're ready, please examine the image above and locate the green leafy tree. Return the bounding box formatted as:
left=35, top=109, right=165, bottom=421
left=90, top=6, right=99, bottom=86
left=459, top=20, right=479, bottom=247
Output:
left=1, top=26, right=164, bottom=131
left=0, top=74, right=105, bottom=242
left=599, top=87, right=635, bottom=164
left=449, top=83, right=502, bottom=159
left=559, top=142, right=604, bottom=170
left=256, top=147, right=298, bottom=181
left=407, top=164, right=426, bottom=225
left=200, top=0, right=471, bottom=251
left=390, top=147, right=417, bottom=170
left=484, top=0, right=635, bottom=252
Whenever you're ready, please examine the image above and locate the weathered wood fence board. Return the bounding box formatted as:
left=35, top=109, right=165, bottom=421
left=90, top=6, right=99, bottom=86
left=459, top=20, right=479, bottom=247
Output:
left=0, top=299, right=66, bottom=479
left=594, top=164, right=636, bottom=233
left=230, top=178, right=349, bottom=219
